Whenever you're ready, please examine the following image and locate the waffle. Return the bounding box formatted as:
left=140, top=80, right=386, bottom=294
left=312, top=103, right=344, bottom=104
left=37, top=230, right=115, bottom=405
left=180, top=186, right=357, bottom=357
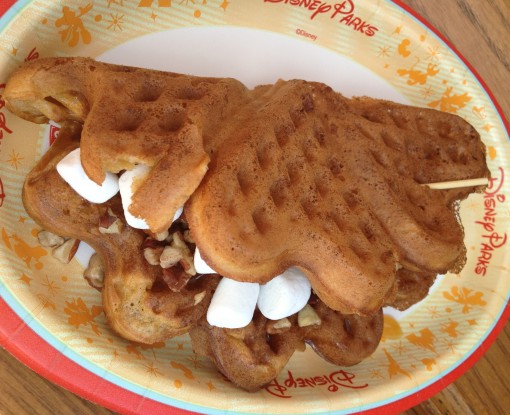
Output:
left=190, top=298, right=383, bottom=391
left=5, top=57, right=489, bottom=390
left=22, top=122, right=220, bottom=344
left=6, top=56, right=247, bottom=233
left=186, top=80, right=489, bottom=314
left=388, top=268, right=437, bottom=311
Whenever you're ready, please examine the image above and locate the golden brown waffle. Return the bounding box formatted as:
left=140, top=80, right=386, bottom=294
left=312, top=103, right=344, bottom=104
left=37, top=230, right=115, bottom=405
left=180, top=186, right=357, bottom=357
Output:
left=387, top=268, right=437, bottom=311
left=190, top=299, right=383, bottom=391
left=186, top=80, right=489, bottom=314
left=22, top=122, right=220, bottom=343
left=6, top=56, right=247, bottom=233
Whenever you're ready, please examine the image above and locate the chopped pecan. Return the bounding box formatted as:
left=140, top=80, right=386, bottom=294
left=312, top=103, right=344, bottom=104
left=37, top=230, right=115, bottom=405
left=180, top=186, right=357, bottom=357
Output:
left=99, top=208, right=124, bottom=234
left=172, top=231, right=188, bottom=249
left=160, top=246, right=183, bottom=268
left=266, top=318, right=292, bottom=334
left=183, top=230, right=194, bottom=244
left=161, top=266, right=192, bottom=292
left=83, top=253, right=104, bottom=290
left=194, top=291, right=206, bottom=305
left=144, top=246, right=164, bottom=266
left=154, top=230, right=169, bottom=241
left=37, top=230, right=65, bottom=247
left=52, top=238, right=80, bottom=264
left=297, top=304, right=321, bottom=327
left=141, top=237, right=164, bottom=250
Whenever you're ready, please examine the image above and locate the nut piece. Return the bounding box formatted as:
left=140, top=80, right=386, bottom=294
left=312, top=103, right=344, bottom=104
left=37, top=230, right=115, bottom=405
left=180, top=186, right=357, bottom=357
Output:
left=153, top=230, right=169, bottom=241
left=297, top=304, right=321, bottom=328
left=193, top=291, right=206, bottom=305
left=160, top=246, right=183, bottom=268
left=172, top=231, right=188, bottom=249
left=144, top=246, right=164, bottom=266
left=141, top=229, right=197, bottom=277
left=267, top=317, right=292, bottom=334
left=37, top=230, right=65, bottom=247
left=162, top=267, right=191, bottom=292
left=179, top=257, right=197, bottom=276
left=99, top=208, right=124, bottom=234
left=183, top=230, right=194, bottom=244
left=83, top=253, right=104, bottom=290
left=52, top=238, right=80, bottom=264
left=167, top=231, right=196, bottom=275
left=273, top=318, right=292, bottom=329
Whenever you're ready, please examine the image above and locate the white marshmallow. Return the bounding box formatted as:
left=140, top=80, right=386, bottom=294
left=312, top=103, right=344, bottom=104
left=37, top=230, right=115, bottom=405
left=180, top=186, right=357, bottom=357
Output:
left=173, top=206, right=184, bottom=222
left=119, top=165, right=150, bottom=229
left=257, top=267, right=311, bottom=320
left=194, top=247, right=217, bottom=274
left=207, top=277, right=260, bottom=328
left=56, top=148, right=119, bottom=204
left=119, top=166, right=185, bottom=230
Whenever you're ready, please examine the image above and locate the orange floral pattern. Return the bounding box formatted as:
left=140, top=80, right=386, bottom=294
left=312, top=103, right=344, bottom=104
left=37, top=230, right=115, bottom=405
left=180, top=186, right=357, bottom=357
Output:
left=64, top=298, right=102, bottom=335
left=55, top=4, right=93, bottom=47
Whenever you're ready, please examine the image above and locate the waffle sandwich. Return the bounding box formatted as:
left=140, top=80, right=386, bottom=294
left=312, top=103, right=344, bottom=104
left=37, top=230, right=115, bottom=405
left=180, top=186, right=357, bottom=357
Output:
left=4, top=57, right=489, bottom=390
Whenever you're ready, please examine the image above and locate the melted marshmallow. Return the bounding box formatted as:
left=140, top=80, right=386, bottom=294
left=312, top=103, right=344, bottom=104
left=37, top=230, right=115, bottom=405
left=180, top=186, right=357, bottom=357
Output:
left=257, top=267, right=311, bottom=320
left=194, top=247, right=216, bottom=274
left=207, top=277, right=260, bottom=328
left=119, top=164, right=151, bottom=229
left=56, top=148, right=119, bottom=203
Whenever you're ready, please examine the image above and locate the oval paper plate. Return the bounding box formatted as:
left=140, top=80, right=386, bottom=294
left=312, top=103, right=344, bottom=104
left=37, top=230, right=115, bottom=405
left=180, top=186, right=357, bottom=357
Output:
left=0, top=1, right=508, bottom=414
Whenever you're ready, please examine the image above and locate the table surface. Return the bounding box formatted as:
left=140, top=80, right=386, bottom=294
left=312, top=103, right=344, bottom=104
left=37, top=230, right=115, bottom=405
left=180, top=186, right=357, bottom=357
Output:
left=1, top=0, right=509, bottom=414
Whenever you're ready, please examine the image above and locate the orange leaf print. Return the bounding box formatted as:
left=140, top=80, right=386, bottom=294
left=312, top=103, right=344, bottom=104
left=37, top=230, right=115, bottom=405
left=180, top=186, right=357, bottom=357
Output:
left=171, top=361, right=194, bottom=380
left=126, top=344, right=144, bottom=359
left=2, top=230, right=46, bottom=269
left=126, top=341, right=165, bottom=359
left=406, top=328, right=436, bottom=353
left=64, top=298, right=102, bottom=335
left=55, top=4, right=93, bottom=47
left=427, top=86, right=472, bottom=113
left=443, top=286, right=486, bottom=314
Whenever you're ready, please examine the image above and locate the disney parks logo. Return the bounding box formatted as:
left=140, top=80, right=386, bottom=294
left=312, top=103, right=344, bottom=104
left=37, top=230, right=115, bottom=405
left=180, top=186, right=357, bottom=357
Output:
left=264, top=0, right=379, bottom=37
left=265, top=369, right=369, bottom=398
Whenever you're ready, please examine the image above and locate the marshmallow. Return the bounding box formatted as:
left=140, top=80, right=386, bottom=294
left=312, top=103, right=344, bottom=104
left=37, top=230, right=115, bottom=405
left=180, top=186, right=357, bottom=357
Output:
left=119, top=166, right=185, bottom=230
left=56, top=148, right=119, bottom=203
left=119, top=165, right=150, bottom=229
left=257, top=267, right=311, bottom=320
left=207, top=277, right=260, bottom=328
left=173, top=206, right=184, bottom=222
left=194, top=247, right=217, bottom=274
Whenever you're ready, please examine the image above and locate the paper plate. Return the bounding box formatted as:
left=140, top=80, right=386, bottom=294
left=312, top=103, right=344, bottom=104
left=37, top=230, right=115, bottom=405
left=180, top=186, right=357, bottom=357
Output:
left=0, top=1, right=508, bottom=414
